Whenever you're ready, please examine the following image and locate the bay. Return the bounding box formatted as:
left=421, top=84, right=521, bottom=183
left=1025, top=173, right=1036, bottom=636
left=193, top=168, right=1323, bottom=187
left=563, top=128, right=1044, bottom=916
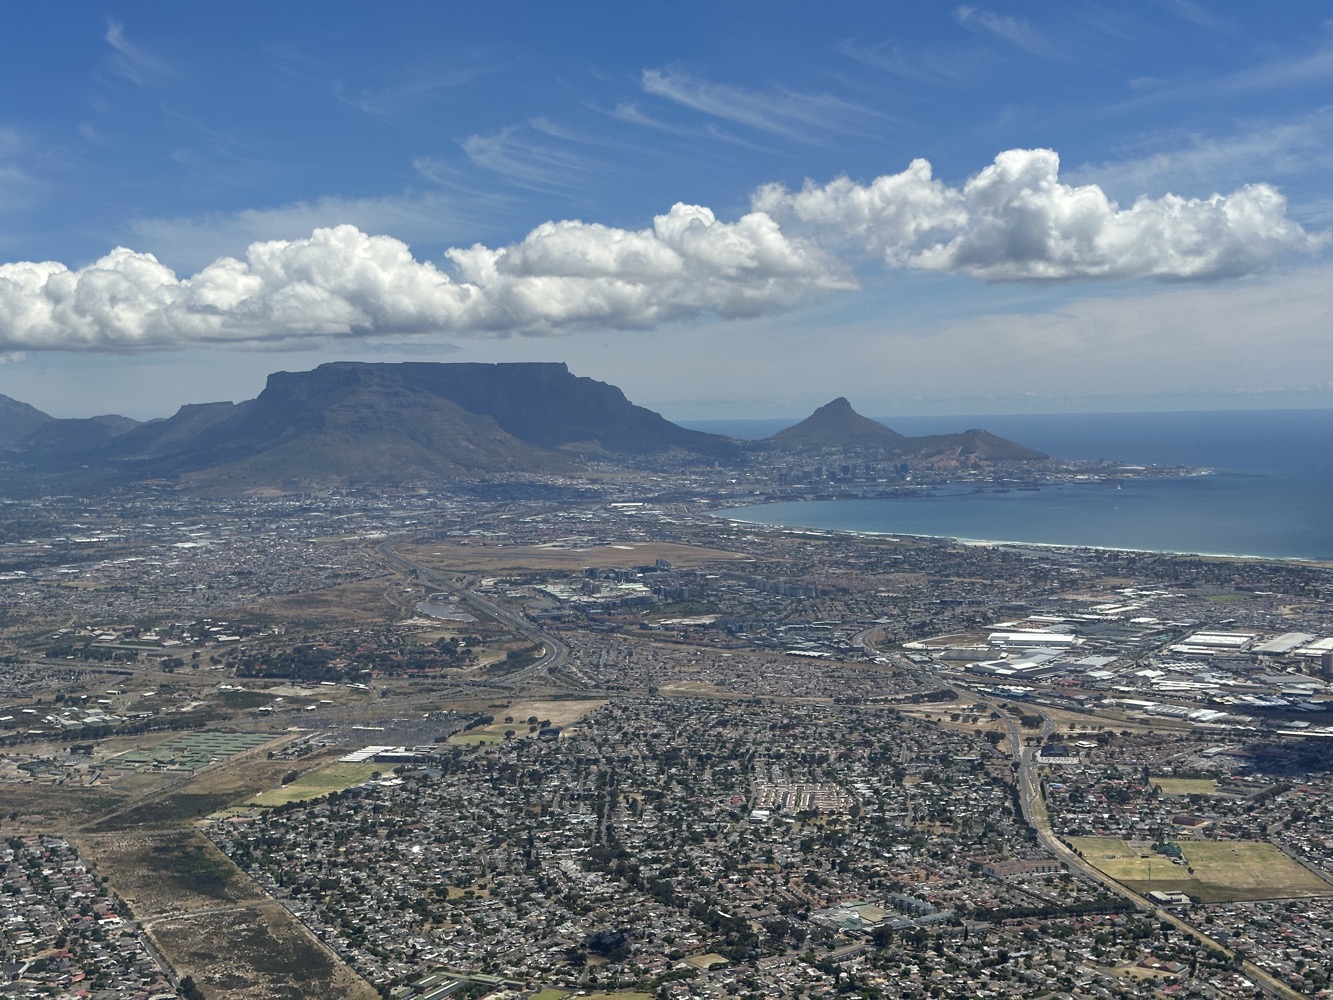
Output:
left=682, top=410, right=1333, bottom=561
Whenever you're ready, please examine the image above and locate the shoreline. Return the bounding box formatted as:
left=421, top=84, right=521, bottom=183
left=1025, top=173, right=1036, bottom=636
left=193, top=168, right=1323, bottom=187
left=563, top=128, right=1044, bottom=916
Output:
left=715, top=507, right=1328, bottom=566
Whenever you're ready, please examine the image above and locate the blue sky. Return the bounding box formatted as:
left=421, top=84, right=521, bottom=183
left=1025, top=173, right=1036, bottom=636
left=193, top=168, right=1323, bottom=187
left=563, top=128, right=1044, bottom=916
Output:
left=2, top=1, right=1332, bottom=419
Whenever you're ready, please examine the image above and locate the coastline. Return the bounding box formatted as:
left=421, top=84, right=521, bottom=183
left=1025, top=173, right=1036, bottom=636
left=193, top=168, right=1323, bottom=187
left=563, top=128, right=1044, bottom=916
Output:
left=715, top=505, right=1328, bottom=566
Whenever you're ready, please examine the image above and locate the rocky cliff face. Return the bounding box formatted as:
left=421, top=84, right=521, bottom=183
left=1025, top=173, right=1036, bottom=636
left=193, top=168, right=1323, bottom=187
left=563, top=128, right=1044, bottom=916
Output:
left=317, top=361, right=734, bottom=456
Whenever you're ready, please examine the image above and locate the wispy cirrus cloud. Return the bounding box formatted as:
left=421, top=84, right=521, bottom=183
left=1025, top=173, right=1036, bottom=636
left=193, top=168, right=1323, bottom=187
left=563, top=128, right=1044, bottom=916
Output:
left=1112, top=33, right=1333, bottom=112
left=603, top=102, right=780, bottom=154
left=459, top=123, right=604, bottom=192
left=1219, top=36, right=1333, bottom=94
left=333, top=59, right=509, bottom=125
left=1068, top=109, right=1333, bottom=201
left=104, top=19, right=174, bottom=86
left=953, top=5, right=1064, bottom=60
left=839, top=38, right=977, bottom=84
left=0, top=127, right=44, bottom=213
left=640, top=67, right=882, bottom=140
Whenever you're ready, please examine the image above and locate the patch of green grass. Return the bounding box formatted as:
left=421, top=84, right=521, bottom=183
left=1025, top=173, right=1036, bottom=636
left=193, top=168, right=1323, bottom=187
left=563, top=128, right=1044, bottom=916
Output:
left=1072, top=837, right=1333, bottom=902
left=1069, top=836, right=1136, bottom=858
left=250, top=762, right=383, bottom=806
left=684, top=953, right=729, bottom=970
left=1178, top=841, right=1332, bottom=899
left=449, top=724, right=529, bottom=746
left=1151, top=778, right=1218, bottom=796
left=218, top=689, right=273, bottom=709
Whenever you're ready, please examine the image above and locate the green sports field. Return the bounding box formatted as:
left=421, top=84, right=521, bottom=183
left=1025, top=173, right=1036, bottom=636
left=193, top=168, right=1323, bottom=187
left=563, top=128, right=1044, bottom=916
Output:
left=1069, top=837, right=1333, bottom=902
left=250, top=761, right=383, bottom=806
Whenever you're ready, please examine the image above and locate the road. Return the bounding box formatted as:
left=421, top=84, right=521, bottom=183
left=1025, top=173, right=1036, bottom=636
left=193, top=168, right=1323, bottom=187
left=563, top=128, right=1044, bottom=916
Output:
left=871, top=654, right=1307, bottom=1000
left=375, top=540, right=571, bottom=686
left=994, top=701, right=1306, bottom=1000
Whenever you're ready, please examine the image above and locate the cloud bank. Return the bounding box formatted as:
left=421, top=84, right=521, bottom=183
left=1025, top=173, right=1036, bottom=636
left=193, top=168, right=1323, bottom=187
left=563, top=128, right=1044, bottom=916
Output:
left=0, top=206, right=848, bottom=351
left=755, top=148, right=1319, bottom=280
left=0, top=148, right=1319, bottom=352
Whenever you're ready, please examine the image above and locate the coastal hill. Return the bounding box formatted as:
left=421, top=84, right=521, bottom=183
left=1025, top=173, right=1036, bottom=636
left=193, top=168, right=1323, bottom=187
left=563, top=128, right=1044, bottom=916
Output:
left=910, top=427, right=1048, bottom=462
left=1, top=364, right=1045, bottom=488
left=761, top=397, right=1047, bottom=464
left=764, top=397, right=907, bottom=451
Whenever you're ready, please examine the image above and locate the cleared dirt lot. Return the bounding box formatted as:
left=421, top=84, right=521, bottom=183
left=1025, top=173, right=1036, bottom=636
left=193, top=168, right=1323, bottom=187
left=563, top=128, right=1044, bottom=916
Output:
left=77, top=828, right=377, bottom=1000
left=151, top=904, right=377, bottom=1000
left=232, top=576, right=401, bottom=627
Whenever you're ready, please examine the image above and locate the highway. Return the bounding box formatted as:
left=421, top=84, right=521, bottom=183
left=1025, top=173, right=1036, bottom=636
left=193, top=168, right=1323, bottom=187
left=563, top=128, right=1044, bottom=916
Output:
left=991, top=697, right=1305, bottom=1000
left=855, top=627, right=1308, bottom=1000
left=375, top=540, right=571, bottom=686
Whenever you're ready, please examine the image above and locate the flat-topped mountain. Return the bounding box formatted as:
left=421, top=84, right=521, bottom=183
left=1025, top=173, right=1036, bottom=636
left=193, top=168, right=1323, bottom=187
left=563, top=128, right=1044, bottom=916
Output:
left=2, top=366, right=1046, bottom=489
left=304, top=362, right=730, bottom=457
left=3, top=362, right=739, bottom=487
left=112, top=367, right=576, bottom=485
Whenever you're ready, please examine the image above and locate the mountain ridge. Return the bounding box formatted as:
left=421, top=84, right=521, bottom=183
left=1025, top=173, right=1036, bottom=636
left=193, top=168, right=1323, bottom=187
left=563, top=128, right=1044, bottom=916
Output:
left=2, top=364, right=1046, bottom=488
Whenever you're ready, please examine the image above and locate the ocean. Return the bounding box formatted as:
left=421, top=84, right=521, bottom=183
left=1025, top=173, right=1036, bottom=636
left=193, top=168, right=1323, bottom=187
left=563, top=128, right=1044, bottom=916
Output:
left=679, top=410, right=1333, bottom=561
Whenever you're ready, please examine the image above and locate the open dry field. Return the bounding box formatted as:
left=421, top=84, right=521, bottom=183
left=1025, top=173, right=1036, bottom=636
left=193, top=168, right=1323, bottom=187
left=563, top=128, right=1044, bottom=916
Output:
left=1070, top=836, right=1333, bottom=902
left=684, top=954, right=729, bottom=970
left=149, top=903, right=378, bottom=1000
left=3, top=782, right=126, bottom=833
left=659, top=680, right=733, bottom=698
left=77, top=830, right=266, bottom=914
left=232, top=576, right=402, bottom=627
left=87, top=834, right=379, bottom=1000
left=449, top=697, right=606, bottom=745
left=88, top=743, right=339, bottom=831
left=75, top=779, right=379, bottom=999
left=399, top=539, right=752, bottom=573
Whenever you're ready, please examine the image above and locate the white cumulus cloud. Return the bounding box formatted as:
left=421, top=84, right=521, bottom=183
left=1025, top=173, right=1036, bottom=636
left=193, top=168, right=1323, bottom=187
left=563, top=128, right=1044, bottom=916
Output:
left=756, top=147, right=1320, bottom=280
left=0, top=147, right=1321, bottom=354
left=752, top=158, right=967, bottom=264
left=0, top=207, right=850, bottom=352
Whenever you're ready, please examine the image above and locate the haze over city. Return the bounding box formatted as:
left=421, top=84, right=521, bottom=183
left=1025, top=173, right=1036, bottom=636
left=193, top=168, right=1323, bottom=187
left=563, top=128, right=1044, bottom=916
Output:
left=1, top=2, right=1331, bottom=419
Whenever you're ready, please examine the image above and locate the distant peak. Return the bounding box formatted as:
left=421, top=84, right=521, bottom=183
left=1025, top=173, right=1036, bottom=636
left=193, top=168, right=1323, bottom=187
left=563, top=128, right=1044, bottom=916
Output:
left=765, top=395, right=904, bottom=449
